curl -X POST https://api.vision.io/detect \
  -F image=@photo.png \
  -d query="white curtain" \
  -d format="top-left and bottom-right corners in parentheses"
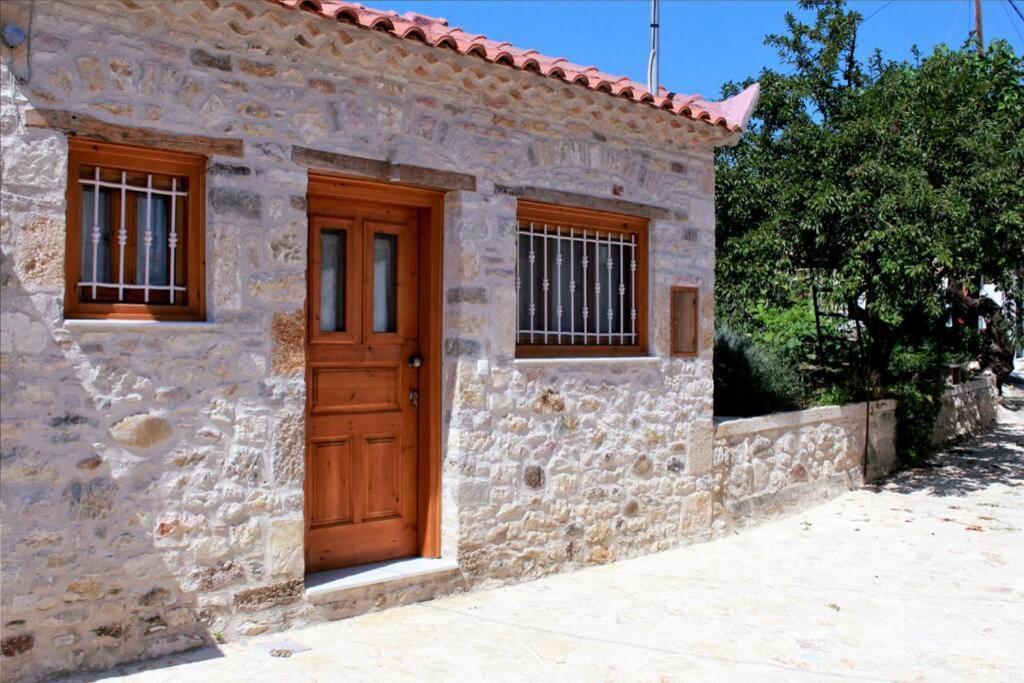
top-left (373, 234), bottom-right (397, 333)
top-left (320, 231), bottom-right (344, 332)
top-left (81, 187), bottom-right (112, 283)
top-left (136, 194), bottom-right (169, 286)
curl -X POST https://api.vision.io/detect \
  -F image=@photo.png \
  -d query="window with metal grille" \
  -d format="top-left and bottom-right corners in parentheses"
top-left (64, 139), bottom-right (206, 320)
top-left (515, 202), bottom-right (647, 356)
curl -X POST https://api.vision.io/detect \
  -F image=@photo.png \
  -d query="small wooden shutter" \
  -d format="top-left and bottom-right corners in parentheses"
top-left (670, 287), bottom-right (698, 356)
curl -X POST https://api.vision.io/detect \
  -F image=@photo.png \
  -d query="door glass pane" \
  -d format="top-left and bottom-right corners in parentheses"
top-left (373, 233), bottom-right (397, 333)
top-left (320, 230), bottom-right (346, 332)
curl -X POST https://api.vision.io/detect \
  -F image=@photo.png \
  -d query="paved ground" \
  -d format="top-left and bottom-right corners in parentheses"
top-left (84, 381), bottom-right (1024, 682)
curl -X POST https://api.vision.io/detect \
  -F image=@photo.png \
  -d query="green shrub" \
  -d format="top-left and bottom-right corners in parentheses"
top-left (749, 301), bottom-right (820, 372)
top-left (714, 327), bottom-right (803, 417)
top-left (886, 343), bottom-right (947, 461)
top-left (812, 385), bottom-right (855, 406)
top-left (888, 382), bottom-right (942, 461)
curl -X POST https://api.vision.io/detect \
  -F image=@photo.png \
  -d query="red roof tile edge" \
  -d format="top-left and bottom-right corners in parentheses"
top-left (273, 0), bottom-right (760, 134)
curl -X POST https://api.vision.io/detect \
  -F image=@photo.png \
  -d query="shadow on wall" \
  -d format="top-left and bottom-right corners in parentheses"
top-left (869, 417), bottom-right (1024, 498)
top-left (0, 253), bottom-right (225, 679)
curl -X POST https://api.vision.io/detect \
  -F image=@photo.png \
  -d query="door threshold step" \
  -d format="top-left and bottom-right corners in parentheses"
top-left (305, 557), bottom-right (460, 602)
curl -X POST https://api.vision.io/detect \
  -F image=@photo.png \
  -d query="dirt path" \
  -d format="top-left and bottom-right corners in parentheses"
top-left (77, 383), bottom-right (1024, 682)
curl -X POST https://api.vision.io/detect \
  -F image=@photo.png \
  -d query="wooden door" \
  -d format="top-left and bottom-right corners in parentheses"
top-left (305, 198), bottom-right (420, 573)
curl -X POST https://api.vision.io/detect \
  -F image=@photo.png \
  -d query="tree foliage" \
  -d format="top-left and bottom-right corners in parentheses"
top-left (714, 0), bottom-right (1024, 456)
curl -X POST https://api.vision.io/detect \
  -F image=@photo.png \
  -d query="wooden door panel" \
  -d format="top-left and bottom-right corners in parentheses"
top-left (306, 195), bottom-right (421, 573)
top-left (363, 434), bottom-right (401, 520)
top-left (306, 515), bottom-right (417, 570)
top-left (311, 364), bottom-right (400, 414)
top-left (310, 438), bottom-right (353, 527)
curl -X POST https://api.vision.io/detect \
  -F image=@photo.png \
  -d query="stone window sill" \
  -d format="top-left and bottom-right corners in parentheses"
top-left (512, 356), bottom-right (662, 366)
top-left (62, 319), bottom-right (222, 332)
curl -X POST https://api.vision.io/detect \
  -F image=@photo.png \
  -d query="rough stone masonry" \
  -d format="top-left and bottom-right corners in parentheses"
top-left (0, 1), bottom-right (763, 680)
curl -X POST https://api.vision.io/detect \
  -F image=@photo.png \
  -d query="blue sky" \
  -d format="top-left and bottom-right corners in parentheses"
top-left (377, 1), bottom-right (1024, 99)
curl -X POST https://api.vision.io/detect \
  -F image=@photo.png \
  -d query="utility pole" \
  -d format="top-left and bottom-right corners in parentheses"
top-left (975, 0), bottom-right (984, 54)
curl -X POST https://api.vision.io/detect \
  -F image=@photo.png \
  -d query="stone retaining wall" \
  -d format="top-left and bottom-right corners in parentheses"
top-left (931, 376), bottom-right (999, 445)
top-left (710, 377), bottom-right (1001, 529)
top-left (712, 401), bottom-right (898, 527)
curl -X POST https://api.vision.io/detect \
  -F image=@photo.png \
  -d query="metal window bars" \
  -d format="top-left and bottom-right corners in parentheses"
top-left (516, 221), bottom-right (638, 346)
top-left (78, 168), bottom-right (187, 303)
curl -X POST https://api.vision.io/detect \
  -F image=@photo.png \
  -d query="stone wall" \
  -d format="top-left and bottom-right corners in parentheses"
top-left (932, 376), bottom-right (999, 445)
top-left (712, 401), bottom-right (898, 527)
top-left (708, 377), bottom-right (1003, 532)
top-left (0, 1), bottom-right (728, 680)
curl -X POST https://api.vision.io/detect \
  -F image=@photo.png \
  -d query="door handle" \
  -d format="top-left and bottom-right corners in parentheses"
top-left (408, 389), bottom-right (419, 408)
top-left (408, 356), bottom-right (422, 368)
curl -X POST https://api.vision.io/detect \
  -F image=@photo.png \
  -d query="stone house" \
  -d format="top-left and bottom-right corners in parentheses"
top-left (0, 0), bottom-right (759, 679)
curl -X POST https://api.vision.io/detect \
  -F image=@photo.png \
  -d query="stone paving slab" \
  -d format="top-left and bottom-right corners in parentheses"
top-left (73, 392), bottom-right (1024, 682)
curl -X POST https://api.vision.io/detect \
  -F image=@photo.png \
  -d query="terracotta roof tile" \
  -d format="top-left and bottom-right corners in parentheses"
top-left (273, 0), bottom-right (759, 133)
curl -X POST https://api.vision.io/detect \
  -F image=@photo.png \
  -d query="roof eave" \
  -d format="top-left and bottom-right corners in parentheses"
top-left (273, 0), bottom-right (759, 135)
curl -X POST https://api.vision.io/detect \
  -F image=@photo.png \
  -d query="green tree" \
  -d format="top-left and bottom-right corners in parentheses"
top-left (715, 0), bottom-right (1024, 457)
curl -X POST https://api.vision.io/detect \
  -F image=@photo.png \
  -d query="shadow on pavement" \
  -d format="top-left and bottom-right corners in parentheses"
top-left (68, 646), bottom-right (225, 683)
top-left (871, 409), bottom-right (1024, 499)
top-left (1002, 371), bottom-right (1024, 412)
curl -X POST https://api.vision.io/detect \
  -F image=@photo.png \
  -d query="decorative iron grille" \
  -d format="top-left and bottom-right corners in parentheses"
top-left (516, 221), bottom-right (638, 346)
top-left (78, 165), bottom-right (188, 304)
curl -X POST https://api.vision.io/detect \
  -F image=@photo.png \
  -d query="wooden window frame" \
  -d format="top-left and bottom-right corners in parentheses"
top-left (670, 286), bottom-right (700, 357)
top-left (308, 215), bottom-right (360, 344)
top-left (515, 200), bottom-right (648, 358)
top-left (64, 138), bottom-right (206, 321)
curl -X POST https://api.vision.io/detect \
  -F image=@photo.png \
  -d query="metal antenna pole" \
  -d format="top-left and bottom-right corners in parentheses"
top-left (647, 0), bottom-right (660, 95)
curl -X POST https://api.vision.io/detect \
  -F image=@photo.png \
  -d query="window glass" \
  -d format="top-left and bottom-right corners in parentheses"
top-left (372, 233), bottom-right (397, 333)
top-left (320, 230), bottom-right (346, 332)
top-left (516, 218), bottom-right (641, 350)
top-left (136, 195), bottom-right (170, 287)
top-left (74, 161), bottom-right (194, 307)
top-left (67, 141), bottom-right (205, 319)
top-left (80, 185), bottom-right (112, 283)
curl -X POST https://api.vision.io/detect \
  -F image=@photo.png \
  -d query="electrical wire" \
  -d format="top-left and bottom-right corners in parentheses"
top-left (863, 0), bottom-right (894, 23)
top-left (945, 0), bottom-right (963, 45)
top-left (1004, 0), bottom-right (1024, 43)
top-left (1009, 0), bottom-right (1024, 24)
